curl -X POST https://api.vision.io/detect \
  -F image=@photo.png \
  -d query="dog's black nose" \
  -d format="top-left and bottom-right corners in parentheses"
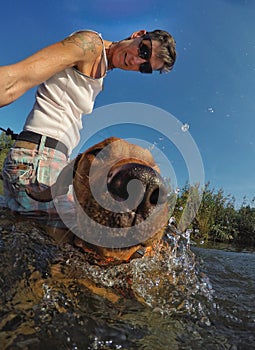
top-left (107, 163), bottom-right (168, 210)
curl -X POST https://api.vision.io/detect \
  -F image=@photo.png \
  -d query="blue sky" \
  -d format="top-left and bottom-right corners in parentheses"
top-left (1, 0), bottom-right (255, 206)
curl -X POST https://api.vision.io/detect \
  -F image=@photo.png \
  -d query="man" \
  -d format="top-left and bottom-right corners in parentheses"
top-left (0, 29), bottom-right (176, 217)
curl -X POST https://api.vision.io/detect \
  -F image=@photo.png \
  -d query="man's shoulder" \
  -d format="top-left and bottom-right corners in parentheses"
top-left (70, 29), bottom-right (102, 41)
top-left (61, 30), bottom-right (104, 60)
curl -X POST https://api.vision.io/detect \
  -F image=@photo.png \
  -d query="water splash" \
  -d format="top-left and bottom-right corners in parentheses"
top-left (81, 224), bottom-right (214, 322)
top-left (175, 188), bottom-right (180, 194)
top-left (130, 225), bottom-right (213, 321)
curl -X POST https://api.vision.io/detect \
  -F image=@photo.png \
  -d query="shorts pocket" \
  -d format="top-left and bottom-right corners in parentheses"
top-left (3, 160), bottom-right (35, 189)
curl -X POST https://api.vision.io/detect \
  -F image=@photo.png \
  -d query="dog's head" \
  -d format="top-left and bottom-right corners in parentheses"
top-left (27, 137), bottom-right (169, 264)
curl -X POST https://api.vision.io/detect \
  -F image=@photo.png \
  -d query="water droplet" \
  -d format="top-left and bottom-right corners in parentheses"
top-left (148, 144), bottom-right (155, 151)
top-left (152, 307), bottom-right (164, 314)
top-left (207, 107), bottom-right (214, 113)
top-left (181, 123), bottom-right (189, 132)
top-left (169, 216), bottom-right (176, 225)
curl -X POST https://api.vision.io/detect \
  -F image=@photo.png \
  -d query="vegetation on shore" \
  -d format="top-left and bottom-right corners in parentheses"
top-left (0, 132), bottom-right (14, 193)
top-left (169, 182), bottom-right (255, 247)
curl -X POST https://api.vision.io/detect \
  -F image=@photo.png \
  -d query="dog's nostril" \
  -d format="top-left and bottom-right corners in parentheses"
top-left (148, 185), bottom-right (168, 206)
top-left (150, 187), bottom-right (159, 205)
top-left (107, 163), bottom-right (168, 207)
top-left (108, 175), bottom-right (129, 200)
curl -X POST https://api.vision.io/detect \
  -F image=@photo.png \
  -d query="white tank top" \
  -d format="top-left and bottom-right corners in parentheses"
top-left (23, 31), bottom-right (107, 156)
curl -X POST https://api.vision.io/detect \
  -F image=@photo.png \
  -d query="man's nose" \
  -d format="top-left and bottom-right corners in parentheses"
top-left (130, 55), bottom-right (146, 66)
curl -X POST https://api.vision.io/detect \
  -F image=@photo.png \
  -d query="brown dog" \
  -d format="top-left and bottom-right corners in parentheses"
top-left (27, 137), bottom-right (169, 265)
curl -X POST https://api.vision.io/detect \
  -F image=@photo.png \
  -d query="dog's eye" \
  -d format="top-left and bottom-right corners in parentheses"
top-left (87, 148), bottom-right (103, 158)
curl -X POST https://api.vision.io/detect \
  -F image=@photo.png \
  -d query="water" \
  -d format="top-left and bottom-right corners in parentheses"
top-left (192, 244), bottom-right (255, 350)
top-left (0, 209), bottom-right (254, 349)
top-left (181, 123), bottom-right (190, 132)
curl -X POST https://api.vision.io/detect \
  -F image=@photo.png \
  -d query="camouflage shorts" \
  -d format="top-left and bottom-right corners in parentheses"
top-left (2, 142), bottom-right (70, 225)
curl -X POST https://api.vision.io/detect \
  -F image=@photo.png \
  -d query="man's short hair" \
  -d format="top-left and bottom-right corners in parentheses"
top-left (147, 29), bottom-right (176, 73)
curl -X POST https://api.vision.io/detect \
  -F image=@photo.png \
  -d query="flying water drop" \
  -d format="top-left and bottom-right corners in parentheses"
top-left (181, 123), bottom-right (189, 132)
top-left (207, 107), bottom-right (214, 113)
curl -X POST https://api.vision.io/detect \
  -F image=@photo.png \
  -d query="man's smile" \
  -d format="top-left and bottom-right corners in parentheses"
top-left (124, 52), bottom-right (128, 66)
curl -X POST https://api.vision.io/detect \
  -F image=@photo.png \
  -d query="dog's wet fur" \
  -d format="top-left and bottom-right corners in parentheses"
top-left (27, 137), bottom-right (169, 265)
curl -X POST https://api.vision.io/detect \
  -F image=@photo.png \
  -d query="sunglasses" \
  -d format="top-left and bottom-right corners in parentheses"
top-left (138, 36), bottom-right (152, 74)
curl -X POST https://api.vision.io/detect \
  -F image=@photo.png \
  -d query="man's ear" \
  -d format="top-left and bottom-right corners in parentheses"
top-left (130, 30), bottom-right (147, 39)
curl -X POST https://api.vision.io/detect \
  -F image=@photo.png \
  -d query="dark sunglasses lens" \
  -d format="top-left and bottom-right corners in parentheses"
top-left (139, 43), bottom-right (151, 60)
top-left (139, 62), bottom-right (152, 74)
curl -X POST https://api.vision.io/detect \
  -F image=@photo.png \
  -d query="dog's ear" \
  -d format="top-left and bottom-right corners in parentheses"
top-left (26, 157), bottom-right (79, 202)
top-left (25, 182), bottom-right (53, 202)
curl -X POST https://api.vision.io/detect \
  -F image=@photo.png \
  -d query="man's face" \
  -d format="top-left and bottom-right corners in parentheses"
top-left (110, 36), bottom-right (164, 73)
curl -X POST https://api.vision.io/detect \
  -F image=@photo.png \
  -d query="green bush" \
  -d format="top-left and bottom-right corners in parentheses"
top-left (0, 132), bottom-right (14, 195)
top-left (171, 182), bottom-right (255, 246)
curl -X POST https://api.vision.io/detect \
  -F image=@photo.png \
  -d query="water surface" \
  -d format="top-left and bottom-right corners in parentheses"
top-left (0, 210), bottom-right (254, 349)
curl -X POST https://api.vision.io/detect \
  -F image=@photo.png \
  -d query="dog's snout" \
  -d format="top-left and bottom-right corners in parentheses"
top-left (107, 163), bottom-right (168, 207)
